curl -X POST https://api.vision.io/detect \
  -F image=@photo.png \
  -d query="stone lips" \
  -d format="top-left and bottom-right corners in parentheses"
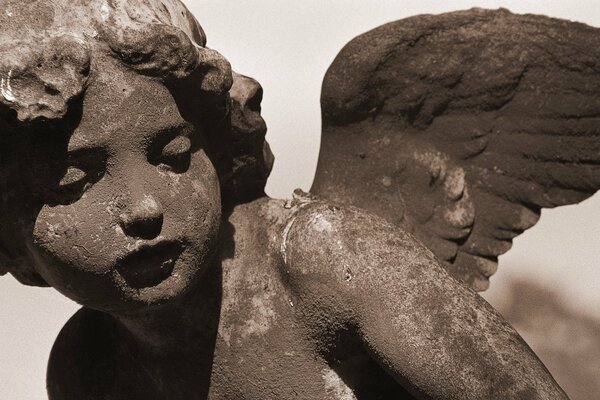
top-left (115, 240), bottom-right (183, 289)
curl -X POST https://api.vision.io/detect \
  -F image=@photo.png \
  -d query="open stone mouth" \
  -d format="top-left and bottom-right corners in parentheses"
top-left (116, 241), bottom-right (183, 289)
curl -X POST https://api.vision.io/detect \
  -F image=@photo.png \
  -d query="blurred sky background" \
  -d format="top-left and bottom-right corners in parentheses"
top-left (1, 1), bottom-right (599, 399)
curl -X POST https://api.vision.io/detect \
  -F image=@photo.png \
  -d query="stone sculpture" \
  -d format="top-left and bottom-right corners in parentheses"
top-left (1, 1), bottom-right (599, 399)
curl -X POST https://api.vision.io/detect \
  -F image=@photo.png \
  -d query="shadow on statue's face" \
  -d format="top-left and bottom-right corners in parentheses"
top-left (22, 67), bottom-right (222, 314)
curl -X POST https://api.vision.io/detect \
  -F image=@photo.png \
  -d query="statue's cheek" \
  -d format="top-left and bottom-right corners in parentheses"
top-left (26, 206), bottom-right (121, 306)
top-left (168, 152), bottom-right (221, 226)
top-left (30, 202), bottom-right (118, 277)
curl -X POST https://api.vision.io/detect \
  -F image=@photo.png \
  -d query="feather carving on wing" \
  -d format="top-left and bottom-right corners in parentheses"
top-left (311, 8), bottom-right (600, 290)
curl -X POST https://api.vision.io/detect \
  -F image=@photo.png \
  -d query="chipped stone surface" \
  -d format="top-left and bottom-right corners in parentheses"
top-left (0, 35), bottom-right (91, 121)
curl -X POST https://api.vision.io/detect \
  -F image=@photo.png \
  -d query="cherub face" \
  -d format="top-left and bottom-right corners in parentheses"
top-left (22, 67), bottom-right (222, 313)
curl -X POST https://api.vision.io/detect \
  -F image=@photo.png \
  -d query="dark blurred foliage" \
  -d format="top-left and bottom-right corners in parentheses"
top-left (493, 279), bottom-right (600, 400)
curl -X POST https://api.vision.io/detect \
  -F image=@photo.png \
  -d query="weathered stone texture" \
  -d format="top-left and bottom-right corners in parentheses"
top-left (314, 8), bottom-right (600, 290)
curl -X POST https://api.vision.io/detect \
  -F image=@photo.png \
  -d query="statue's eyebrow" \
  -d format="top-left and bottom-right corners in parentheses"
top-left (151, 121), bottom-right (193, 141)
top-left (139, 122), bottom-right (196, 164)
top-left (147, 121), bottom-right (195, 152)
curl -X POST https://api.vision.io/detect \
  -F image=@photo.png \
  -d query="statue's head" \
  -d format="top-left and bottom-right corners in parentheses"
top-left (0, 0), bottom-right (272, 312)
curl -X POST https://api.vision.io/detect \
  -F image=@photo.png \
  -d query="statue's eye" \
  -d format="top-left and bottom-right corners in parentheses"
top-left (58, 167), bottom-right (87, 187)
top-left (47, 152), bottom-right (106, 206)
top-left (51, 165), bottom-right (99, 202)
top-left (154, 136), bottom-right (192, 173)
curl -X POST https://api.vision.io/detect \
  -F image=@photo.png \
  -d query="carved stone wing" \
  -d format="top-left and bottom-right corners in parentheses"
top-left (311, 9), bottom-right (600, 290)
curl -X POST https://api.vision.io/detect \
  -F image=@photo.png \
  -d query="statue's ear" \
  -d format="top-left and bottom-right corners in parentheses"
top-left (228, 72), bottom-right (273, 204)
top-left (0, 243), bottom-right (48, 287)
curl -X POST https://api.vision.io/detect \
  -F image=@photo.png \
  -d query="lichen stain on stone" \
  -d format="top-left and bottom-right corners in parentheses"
top-left (322, 369), bottom-right (357, 400)
top-left (413, 149), bottom-right (447, 183)
top-left (310, 213), bottom-right (333, 233)
top-left (189, 179), bottom-right (204, 198)
top-left (100, 0), bottom-right (110, 22)
top-left (240, 289), bottom-right (277, 339)
top-left (45, 222), bottom-right (63, 239)
top-left (381, 175), bottom-right (393, 187)
top-left (443, 191), bottom-right (475, 228)
top-left (140, 194), bottom-right (159, 212)
top-left (218, 265), bottom-right (243, 347)
top-left (113, 224), bottom-right (125, 238)
top-left (443, 167), bottom-right (465, 200)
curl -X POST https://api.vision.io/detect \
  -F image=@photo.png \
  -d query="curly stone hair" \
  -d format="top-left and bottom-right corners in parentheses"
top-left (0, 0), bottom-right (273, 286)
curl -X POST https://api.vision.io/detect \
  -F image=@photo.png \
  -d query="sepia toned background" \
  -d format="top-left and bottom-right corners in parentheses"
top-left (1, 1), bottom-right (599, 398)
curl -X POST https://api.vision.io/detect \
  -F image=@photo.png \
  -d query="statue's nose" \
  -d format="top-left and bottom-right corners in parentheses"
top-left (118, 194), bottom-right (164, 240)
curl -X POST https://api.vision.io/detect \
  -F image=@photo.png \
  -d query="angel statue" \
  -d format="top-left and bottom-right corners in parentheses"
top-left (1, 0), bottom-right (599, 399)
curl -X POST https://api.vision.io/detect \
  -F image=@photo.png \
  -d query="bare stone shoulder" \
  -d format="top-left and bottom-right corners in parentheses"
top-left (272, 191), bottom-right (439, 332)
top-left (275, 195), bottom-right (570, 399)
top-left (278, 190), bottom-right (435, 284)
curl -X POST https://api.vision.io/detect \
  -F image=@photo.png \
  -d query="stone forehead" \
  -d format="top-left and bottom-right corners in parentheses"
top-left (69, 73), bottom-right (189, 150)
top-left (0, 0), bottom-right (205, 46)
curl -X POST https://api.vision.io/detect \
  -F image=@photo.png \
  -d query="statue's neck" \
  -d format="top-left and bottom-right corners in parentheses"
top-left (112, 263), bottom-right (223, 358)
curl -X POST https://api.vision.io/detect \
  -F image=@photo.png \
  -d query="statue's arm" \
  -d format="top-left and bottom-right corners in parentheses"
top-left (283, 202), bottom-right (568, 399)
